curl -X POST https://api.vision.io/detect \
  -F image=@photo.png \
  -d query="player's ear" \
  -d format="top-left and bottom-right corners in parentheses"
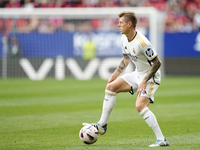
top-left (128, 21), bottom-right (132, 28)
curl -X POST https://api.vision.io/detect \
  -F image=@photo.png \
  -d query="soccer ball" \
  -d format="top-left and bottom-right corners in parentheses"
top-left (79, 125), bottom-right (99, 144)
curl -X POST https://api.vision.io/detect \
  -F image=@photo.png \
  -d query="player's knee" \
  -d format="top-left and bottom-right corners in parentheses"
top-left (106, 83), bottom-right (118, 93)
top-left (135, 102), bottom-right (146, 112)
top-left (135, 97), bottom-right (150, 112)
top-left (135, 104), bottom-right (143, 112)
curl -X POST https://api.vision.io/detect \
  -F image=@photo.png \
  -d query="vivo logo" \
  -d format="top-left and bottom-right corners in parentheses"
top-left (19, 57), bottom-right (134, 80)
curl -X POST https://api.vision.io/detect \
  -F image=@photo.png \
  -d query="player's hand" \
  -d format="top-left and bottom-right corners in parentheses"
top-left (137, 79), bottom-right (147, 97)
top-left (108, 76), bottom-right (116, 83)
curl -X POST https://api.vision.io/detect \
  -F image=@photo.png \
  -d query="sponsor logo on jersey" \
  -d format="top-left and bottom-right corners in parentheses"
top-left (127, 53), bottom-right (138, 62)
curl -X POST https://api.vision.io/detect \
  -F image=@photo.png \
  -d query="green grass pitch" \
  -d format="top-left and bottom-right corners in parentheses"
top-left (0, 76), bottom-right (200, 150)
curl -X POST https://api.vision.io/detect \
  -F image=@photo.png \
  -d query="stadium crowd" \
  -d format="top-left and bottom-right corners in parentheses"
top-left (0, 0), bottom-right (200, 33)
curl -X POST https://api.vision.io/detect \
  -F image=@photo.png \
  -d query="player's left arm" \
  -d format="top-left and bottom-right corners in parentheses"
top-left (137, 56), bottom-right (162, 96)
top-left (144, 56), bottom-right (162, 82)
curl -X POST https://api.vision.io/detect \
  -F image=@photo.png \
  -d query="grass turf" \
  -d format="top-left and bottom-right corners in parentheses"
top-left (0, 76), bottom-right (200, 150)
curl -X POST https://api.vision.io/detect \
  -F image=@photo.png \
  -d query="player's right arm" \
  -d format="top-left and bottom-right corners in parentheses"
top-left (108, 53), bottom-right (131, 83)
top-left (117, 53), bottom-right (131, 73)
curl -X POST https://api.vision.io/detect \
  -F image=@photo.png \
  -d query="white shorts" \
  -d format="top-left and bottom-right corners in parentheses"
top-left (121, 72), bottom-right (160, 103)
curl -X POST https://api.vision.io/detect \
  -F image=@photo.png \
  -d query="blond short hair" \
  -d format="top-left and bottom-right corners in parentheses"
top-left (118, 11), bottom-right (138, 29)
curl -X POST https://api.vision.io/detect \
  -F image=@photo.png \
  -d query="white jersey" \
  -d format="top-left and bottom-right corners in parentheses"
top-left (121, 31), bottom-right (161, 84)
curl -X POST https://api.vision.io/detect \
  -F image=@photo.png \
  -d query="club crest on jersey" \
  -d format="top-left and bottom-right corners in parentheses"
top-left (146, 48), bottom-right (154, 57)
top-left (132, 48), bottom-right (136, 54)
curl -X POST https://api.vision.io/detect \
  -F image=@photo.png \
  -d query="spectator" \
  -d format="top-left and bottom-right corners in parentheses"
top-left (22, 0), bottom-right (34, 8)
top-left (101, 0), bottom-right (119, 7)
top-left (84, 0), bottom-right (99, 7)
top-left (165, 13), bottom-right (179, 33)
top-left (39, 0), bottom-right (48, 8)
top-left (47, 0), bottom-right (56, 7)
top-left (56, 0), bottom-right (70, 7)
top-left (129, 0), bottom-right (143, 7)
top-left (34, 0), bottom-right (41, 7)
top-left (9, 35), bottom-right (22, 57)
top-left (0, 0), bottom-right (8, 8)
top-left (38, 19), bottom-right (57, 33)
top-left (82, 38), bottom-right (97, 60)
top-left (70, 0), bottom-right (83, 7)
top-left (81, 0), bottom-right (95, 7)
top-left (95, 0), bottom-right (104, 7)
top-left (177, 16), bottom-right (193, 33)
top-left (118, 0), bottom-right (131, 7)
top-left (5, 0), bottom-right (21, 8)
top-left (149, 0), bottom-right (168, 11)
top-left (49, 16), bottom-right (64, 30)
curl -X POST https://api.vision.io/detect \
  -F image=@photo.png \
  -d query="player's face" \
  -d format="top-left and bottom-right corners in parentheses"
top-left (118, 16), bottom-right (129, 34)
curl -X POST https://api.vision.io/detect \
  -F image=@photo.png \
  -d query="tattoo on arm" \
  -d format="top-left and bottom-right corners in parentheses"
top-left (144, 57), bottom-right (161, 82)
top-left (117, 59), bottom-right (126, 73)
top-left (117, 54), bottom-right (130, 73)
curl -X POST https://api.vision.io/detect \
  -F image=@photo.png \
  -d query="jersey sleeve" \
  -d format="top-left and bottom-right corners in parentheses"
top-left (143, 45), bottom-right (158, 61)
top-left (136, 32), bottom-right (158, 61)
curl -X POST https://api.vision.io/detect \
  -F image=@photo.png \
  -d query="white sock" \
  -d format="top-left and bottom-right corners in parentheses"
top-left (139, 107), bottom-right (165, 141)
top-left (98, 89), bottom-right (117, 126)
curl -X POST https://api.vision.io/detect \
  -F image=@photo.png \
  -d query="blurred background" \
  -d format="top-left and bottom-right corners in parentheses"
top-left (0, 0), bottom-right (200, 80)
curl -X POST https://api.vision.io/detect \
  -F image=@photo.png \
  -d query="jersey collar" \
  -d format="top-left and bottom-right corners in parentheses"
top-left (128, 31), bottom-right (137, 42)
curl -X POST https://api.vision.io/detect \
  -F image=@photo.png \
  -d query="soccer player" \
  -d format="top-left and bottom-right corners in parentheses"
top-left (83, 11), bottom-right (169, 147)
